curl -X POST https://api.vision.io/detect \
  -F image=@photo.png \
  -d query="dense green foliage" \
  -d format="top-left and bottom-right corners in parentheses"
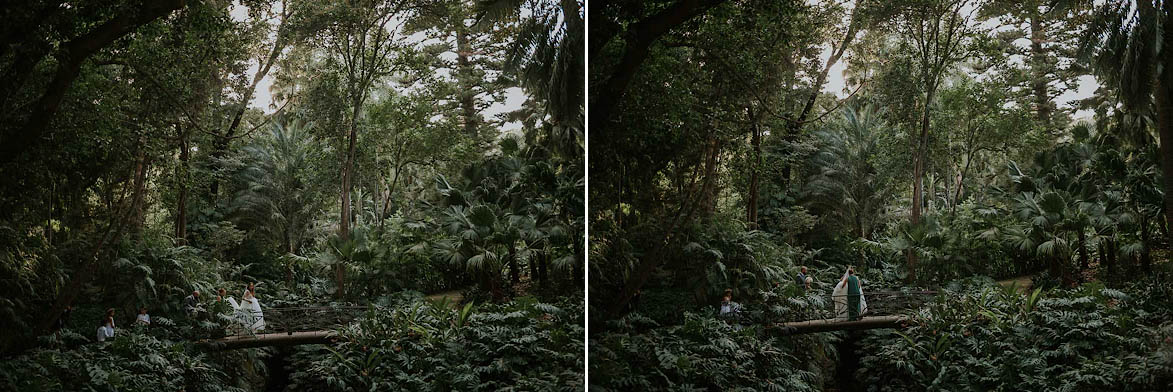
top-left (590, 287), bottom-right (840, 390)
top-left (590, 0), bottom-right (1172, 390)
top-left (292, 295), bottom-right (584, 391)
top-left (857, 278), bottom-right (1173, 391)
top-left (0, 328), bottom-right (257, 392)
top-left (0, 0), bottom-right (583, 389)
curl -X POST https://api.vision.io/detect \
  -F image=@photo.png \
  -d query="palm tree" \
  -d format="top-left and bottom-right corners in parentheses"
top-left (431, 141), bottom-right (527, 300)
top-left (231, 119), bottom-right (326, 283)
top-left (1076, 0), bottom-right (1172, 246)
top-left (804, 104), bottom-right (892, 240)
top-left (477, 0), bottom-right (584, 143)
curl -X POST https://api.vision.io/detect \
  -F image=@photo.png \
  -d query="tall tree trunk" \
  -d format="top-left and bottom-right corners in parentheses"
top-left (1029, 13), bottom-right (1051, 127)
top-left (778, 17), bottom-right (859, 186)
top-left (1158, 79), bottom-right (1173, 250)
top-left (1100, 242), bottom-right (1112, 279)
top-left (907, 89), bottom-right (935, 283)
top-left (701, 137), bottom-right (721, 215)
top-left (1141, 215), bottom-right (1153, 273)
top-left (378, 161), bottom-right (405, 231)
top-left (1107, 239), bottom-right (1118, 277)
top-left (1049, 254), bottom-right (1063, 285)
top-left (610, 174), bottom-right (709, 316)
top-left (746, 107), bottom-right (761, 225)
top-left (951, 147), bottom-right (974, 215)
top-left (1077, 229), bottom-right (1088, 282)
top-left (336, 106), bottom-right (360, 298)
top-left (856, 214), bottom-right (864, 239)
top-left (456, 27), bottom-right (478, 138)
top-left (509, 243), bottom-right (519, 285)
top-left (175, 124), bottom-right (189, 245)
top-left (487, 270), bottom-right (504, 302)
top-left (538, 251), bottom-right (548, 290)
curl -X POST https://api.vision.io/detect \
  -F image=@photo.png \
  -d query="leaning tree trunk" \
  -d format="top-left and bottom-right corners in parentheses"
top-left (777, 16), bottom-right (858, 190)
top-left (0, 0), bottom-right (186, 164)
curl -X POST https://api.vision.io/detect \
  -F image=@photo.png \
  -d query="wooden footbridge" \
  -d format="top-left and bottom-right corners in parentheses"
top-left (769, 290), bottom-right (937, 336)
top-left (195, 291), bottom-right (937, 349)
top-left (195, 306), bottom-right (370, 350)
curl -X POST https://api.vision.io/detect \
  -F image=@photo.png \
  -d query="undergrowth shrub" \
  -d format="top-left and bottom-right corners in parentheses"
top-left (589, 285), bottom-right (842, 391)
top-left (856, 279), bottom-right (1173, 391)
top-left (589, 312), bottom-right (825, 391)
top-left (0, 329), bottom-right (256, 392)
top-left (298, 295), bottom-right (584, 391)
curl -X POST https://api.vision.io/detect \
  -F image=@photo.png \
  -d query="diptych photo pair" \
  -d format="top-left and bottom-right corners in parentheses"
top-left (1, 0), bottom-right (1172, 390)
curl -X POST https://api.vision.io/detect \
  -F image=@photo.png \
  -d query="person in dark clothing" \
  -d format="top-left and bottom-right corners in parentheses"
top-left (843, 268), bottom-right (862, 321)
top-left (795, 266), bottom-right (809, 291)
top-left (184, 290), bottom-right (201, 314)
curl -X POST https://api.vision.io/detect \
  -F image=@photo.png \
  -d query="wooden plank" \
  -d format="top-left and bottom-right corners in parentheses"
top-left (196, 330), bottom-right (338, 350)
top-left (771, 316), bottom-right (907, 335)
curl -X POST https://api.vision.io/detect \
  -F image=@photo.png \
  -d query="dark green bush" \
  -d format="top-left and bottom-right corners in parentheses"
top-left (856, 280), bottom-right (1173, 391)
top-left (0, 329), bottom-right (258, 392)
top-left (296, 296), bottom-right (584, 391)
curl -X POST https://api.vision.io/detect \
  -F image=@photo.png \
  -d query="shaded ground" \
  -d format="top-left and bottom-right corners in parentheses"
top-left (425, 289), bottom-right (464, 306)
top-left (996, 275), bottom-right (1034, 292)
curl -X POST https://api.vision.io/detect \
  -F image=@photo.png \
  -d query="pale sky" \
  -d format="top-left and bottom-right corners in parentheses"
top-left (817, 3), bottom-right (1100, 122)
top-left (229, 3), bottom-right (526, 131)
top-left (233, 1), bottom-right (1100, 131)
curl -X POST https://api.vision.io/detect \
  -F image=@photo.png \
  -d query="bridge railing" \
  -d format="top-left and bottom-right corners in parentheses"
top-left (783, 290), bottom-right (937, 323)
top-left (224, 306), bottom-right (372, 336)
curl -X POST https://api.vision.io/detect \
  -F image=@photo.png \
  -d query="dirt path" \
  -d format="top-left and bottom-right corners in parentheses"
top-left (996, 275), bottom-right (1033, 292)
top-left (424, 289), bottom-right (464, 307)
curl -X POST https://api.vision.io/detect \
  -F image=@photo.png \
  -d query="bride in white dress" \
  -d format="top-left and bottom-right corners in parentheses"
top-left (225, 283), bottom-right (265, 333)
top-left (832, 268), bottom-right (867, 321)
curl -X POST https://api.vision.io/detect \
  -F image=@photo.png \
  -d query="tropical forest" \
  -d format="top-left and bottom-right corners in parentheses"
top-left (589, 0), bottom-right (1173, 390)
top-left (0, 0), bottom-right (584, 390)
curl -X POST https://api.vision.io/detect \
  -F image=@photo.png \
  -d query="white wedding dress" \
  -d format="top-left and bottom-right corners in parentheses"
top-left (226, 291), bottom-right (265, 332)
top-left (832, 270), bottom-right (867, 321)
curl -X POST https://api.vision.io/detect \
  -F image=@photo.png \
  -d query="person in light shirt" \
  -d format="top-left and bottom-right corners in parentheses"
top-left (135, 307), bottom-right (151, 326)
top-left (96, 316), bottom-right (115, 342)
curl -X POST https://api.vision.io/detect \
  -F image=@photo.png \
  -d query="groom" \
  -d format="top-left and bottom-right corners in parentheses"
top-left (794, 266), bottom-right (808, 291)
top-left (843, 268), bottom-right (862, 321)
